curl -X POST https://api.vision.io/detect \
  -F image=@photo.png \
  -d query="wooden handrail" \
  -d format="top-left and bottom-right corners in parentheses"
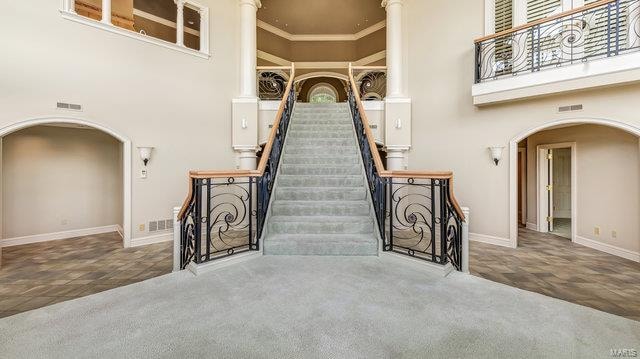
top-left (474, 0), bottom-right (615, 43)
top-left (347, 64), bottom-right (466, 220)
top-left (177, 63), bottom-right (295, 220)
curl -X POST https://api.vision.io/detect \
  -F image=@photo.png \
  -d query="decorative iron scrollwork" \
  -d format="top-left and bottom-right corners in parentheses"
top-left (258, 71), bottom-right (288, 100)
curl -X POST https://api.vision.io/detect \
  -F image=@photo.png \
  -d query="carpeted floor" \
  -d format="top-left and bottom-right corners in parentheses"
top-left (0, 255), bottom-right (638, 358)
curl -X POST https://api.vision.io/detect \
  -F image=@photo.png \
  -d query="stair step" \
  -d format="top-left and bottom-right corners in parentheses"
top-left (271, 201), bottom-right (370, 216)
top-left (293, 119), bottom-right (352, 125)
top-left (290, 124), bottom-right (353, 131)
top-left (284, 145), bottom-right (357, 155)
top-left (283, 155), bottom-right (359, 165)
top-left (288, 131), bottom-right (352, 138)
top-left (280, 164), bottom-right (362, 175)
top-left (277, 175), bottom-right (364, 187)
top-left (269, 216), bottom-right (373, 234)
top-left (287, 138), bottom-right (354, 146)
top-left (263, 234), bottom-right (378, 256)
top-left (275, 187), bottom-right (367, 201)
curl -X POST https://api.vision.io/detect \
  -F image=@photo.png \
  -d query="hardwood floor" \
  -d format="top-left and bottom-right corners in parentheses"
top-left (0, 232), bottom-right (172, 318)
top-left (470, 227), bottom-right (640, 321)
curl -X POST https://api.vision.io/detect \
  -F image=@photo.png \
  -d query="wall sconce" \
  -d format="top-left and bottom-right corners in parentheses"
top-left (137, 146), bottom-right (154, 166)
top-left (488, 146), bottom-right (505, 166)
top-left (241, 118), bottom-right (248, 129)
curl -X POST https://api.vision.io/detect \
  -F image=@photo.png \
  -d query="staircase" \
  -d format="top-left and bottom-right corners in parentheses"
top-left (263, 102), bottom-right (379, 256)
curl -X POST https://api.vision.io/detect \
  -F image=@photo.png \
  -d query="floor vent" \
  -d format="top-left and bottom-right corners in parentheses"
top-left (57, 102), bottom-right (83, 111)
top-left (558, 104), bottom-right (583, 113)
top-left (149, 219), bottom-right (173, 232)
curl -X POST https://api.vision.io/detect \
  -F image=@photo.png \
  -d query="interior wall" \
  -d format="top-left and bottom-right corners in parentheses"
top-left (2, 126), bottom-right (123, 239)
top-left (1, 0), bottom-right (240, 241)
top-left (405, 0), bottom-right (640, 243)
top-left (524, 124), bottom-right (639, 253)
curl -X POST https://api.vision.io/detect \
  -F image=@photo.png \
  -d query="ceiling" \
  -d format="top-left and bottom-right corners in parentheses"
top-left (258, 0), bottom-right (385, 35)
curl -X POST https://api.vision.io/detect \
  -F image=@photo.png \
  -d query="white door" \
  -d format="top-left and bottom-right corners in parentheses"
top-left (553, 148), bottom-right (572, 219)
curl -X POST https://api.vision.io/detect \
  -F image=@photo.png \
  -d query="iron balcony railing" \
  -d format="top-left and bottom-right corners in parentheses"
top-left (475, 0), bottom-right (640, 83)
top-left (347, 64), bottom-right (466, 271)
top-left (178, 65), bottom-right (296, 270)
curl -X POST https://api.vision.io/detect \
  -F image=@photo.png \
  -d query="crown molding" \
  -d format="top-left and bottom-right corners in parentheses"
top-left (257, 20), bottom-right (386, 42)
top-left (257, 50), bottom-right (386, 69)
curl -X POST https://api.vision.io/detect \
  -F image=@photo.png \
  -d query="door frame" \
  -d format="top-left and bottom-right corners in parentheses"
top-left (518, 147), bottom-right (527, 225)
top-left (536, 142), bottom-right (577, 242)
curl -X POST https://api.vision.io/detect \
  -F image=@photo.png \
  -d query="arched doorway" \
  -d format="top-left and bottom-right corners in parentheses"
top-left (307, 83), bottom-right (339, 103)
top-left (0, 117), bottom-right (132, 247)
top-left (296, 76), bottom-right (348, 103)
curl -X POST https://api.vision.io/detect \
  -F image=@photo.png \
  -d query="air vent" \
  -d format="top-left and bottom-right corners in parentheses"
top-left (149, 221), bottom-right (158, 232)
top-left (369, 124), bottom-right (378, 129)
top-left (558, 104), bottom-right (583, 113)
top-left (57, 102), bottom-right (83, 111)
top-left (157, 220), bottom-right (166, 231)
top-left (148, 219), bottom-right (173, 232)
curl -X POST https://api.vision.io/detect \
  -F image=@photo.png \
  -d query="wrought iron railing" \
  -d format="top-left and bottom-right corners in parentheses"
top-left (352, 67), bottom-right (387, 100)
top-left (348, 64), bottom-right (466, 271)
top-left (177, 64), bottom-right (295, 270)
top-left (475, 0), bottom-right (640, 83)
top-left (257, 67), bottom-right (290, 100)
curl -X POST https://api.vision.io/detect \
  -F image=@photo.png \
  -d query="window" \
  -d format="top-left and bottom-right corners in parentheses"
top-left (308, 85), bottom-right (338, 103)
top-left (494, 0), bottom-right (513, 74)
top-left (61, 0), bottom-right (209, 58)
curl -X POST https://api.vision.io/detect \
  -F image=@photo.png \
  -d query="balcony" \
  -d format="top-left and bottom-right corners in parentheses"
top-left (472, 0), bottom-right (640, 105)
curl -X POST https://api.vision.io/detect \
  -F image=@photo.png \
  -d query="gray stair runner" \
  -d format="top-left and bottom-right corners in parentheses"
top-left (263, 102), bottom-right (379, 256)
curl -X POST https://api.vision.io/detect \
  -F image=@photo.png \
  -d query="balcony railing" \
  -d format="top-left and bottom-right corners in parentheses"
top-left (475, 0), bottom-right (640, 83)
top-left (177, 64), bottom-right (295, 270)
top-left (347, 64), bottom-right (467, 271)
top-left (257, 67), bottom-right (291, 100)
top-left (352, 67), bottom-right (387, 100)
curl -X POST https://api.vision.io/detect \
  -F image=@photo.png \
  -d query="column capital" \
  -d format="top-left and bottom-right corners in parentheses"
top-left (239, 0), bottom-right (262, 9)
top-left (381, 0), bottom-right (403, 9)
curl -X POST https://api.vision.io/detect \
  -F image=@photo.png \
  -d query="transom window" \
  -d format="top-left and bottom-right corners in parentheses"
top-left (308, 84), bottom-right (338, 103)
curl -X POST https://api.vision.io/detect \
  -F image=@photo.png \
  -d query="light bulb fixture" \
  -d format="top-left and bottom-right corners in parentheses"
top-left (137, 146), bottom-right (154, 167)
top-left (488, 146), bottom-right (505, 166)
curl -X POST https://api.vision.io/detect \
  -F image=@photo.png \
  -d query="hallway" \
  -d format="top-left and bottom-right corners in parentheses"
top-left (0, 233), bottom-right (172, 318)
top-left (470, 227), bottom-right (640, 321)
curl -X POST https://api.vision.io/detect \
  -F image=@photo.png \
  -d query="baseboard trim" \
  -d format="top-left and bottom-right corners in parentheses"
top-left (1, 225), bottom-right (121, 247)
top-left (469, 232), bottom-right (513, 248)
top-left (116, 225), bottom-right (124, 239)
top-left (574, 236), bottom-right (640, 262)
top-left (130, 232), bottom-right (172, 247)
top-left (380, 252), bottom-right (454, 277)
top-left (526, 222), bottom-right (538, 231)
top-left (187, 251), bottom-right (263, 276)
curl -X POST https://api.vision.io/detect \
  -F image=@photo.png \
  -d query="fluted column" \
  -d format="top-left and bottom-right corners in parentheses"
top-left (239, 0), bottom-right (260, 98)
top-left (383, 0), bottom-right (404, 98)
top-left (175, 0), bottom-right (185, 46)
top-left (101, 0), bottom-right (111, 24)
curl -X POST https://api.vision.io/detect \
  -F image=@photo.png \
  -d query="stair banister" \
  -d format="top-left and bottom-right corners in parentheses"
top-left (348, 63), bottom-right (467, 271)
top-left (175, 63), bottom-right (295, 269)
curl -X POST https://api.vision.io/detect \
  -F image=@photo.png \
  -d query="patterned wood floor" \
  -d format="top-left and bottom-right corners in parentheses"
top-left (0, 232), bottom-right (172, 318)
top-left (471, 227), bottom-right (640, 321)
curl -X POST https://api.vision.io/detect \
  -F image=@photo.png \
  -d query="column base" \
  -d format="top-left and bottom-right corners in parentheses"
top-left (233, 145), bottom-right (261, 170)
top-left (384, 145), bottom-right (410, 171)
top-left (232, 97), bottom-right (259, 170)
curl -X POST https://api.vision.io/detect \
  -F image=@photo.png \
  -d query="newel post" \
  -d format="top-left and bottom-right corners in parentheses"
top-left (461, 207), bottom-right (470, 273)
top-left (173, 206), bottom-right (181, 272)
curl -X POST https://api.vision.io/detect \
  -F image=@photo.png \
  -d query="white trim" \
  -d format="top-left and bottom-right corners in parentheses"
top-left (1, 225), bottom-right (120, 247)
top-left (518, 147), bottom-right (526, 225)
top-left (257, 20), bottom-right (386, 42)
top-left (575, 236), bottom-right (640, 262)
top-left (380, 252), bottom-right (455, 277)
top-left (257, 50), bottom-right (290, 66)
top-left (133, 9), bottom-right (200, 36)
top-left (526, 222), bottom-right (538, 231)
top-left (130, 232), bottom-right (173, 247)
top-left (294, 71), bottom-right (349, 82)
top-left (354, 50), bottom-right (387, 66)
top-left (257, 50), bottom-right (386, 70)
top-left (60, 10), bottom-right (210, 59)
top-left (469, 232), bottom-right (513, 248)
top-left (116, 224), bottom-right (124, 238)
top-left (0, 116), bottom-right (133, 248)
top-left (536, 142), bottom-right (577, 242)
top-left (509, 118), bottom-right (640, 249)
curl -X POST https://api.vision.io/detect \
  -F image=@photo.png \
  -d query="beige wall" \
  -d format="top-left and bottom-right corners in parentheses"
top-left (2, 126), bottom-right (123, 239)
top-left (525, 125), bottom-right (639, 252)
top-left (405, 0), bottom-right (640, 244)
top-left (1, 0), bottom-right (241, 241)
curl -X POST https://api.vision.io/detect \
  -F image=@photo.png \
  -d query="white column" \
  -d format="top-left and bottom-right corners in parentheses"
top-left (385, 146), bottom-right (408, 170)
top-left (235, 146), bottom-right (258, 170)
top-left (66, 0), bottom-right (77, 13)
top-left (461, 207), bottom-right (470, 274)
top-left (175, 0), bottom-right (185, 46)
top-left (173, 207), bottom-right (181, 272)
top-left (101, 0), bottom-right (111, 24)
top-left (199, 8), bottom-right (210, 53)
top-left (383, 0), bottom-right (404, 98)
top-left (239, 0), bottom-right (260, 98)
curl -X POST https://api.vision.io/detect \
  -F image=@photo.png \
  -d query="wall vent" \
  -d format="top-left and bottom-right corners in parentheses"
top-left (57, 102), bottom-right (83, 111)
top-left (148, 219), bottom-right (173, 232)
top-left (558, 104), bottom-right (583, 113)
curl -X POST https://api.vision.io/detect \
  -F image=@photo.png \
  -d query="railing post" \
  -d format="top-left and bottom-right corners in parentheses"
top-left (474, 42), bottom-right (481, 83)
top-left (461, 207), bottom-right (470, 274)
top-left (173, 206), bottom-right (181, 272)
top-left (194, 179), bottom-right (202, 264)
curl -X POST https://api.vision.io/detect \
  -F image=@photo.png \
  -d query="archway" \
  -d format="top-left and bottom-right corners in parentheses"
top-left (509, 117), bottom-right (640, 249)
top-left (307, 83), bottom-right (339, 103)
top-left (0, 117), bottom-right (132, 248)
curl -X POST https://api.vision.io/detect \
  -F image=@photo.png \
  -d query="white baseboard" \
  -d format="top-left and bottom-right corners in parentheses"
top-left (526, 222), bottom-right (538, 231)
top-left (1, 225), bottom-right (121, 247)
top-left (130, 232), bottom-right (172, 247)
top-left (574, 236), bottom-right (640, 262)
top-left (469, 232), bottom-right (513, 248)
top-left (116, 225), bottom-right (124, 238)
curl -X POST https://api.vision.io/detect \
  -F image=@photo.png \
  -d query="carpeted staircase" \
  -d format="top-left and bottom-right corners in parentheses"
top-left (263, 102), bottom-right (379, 256)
